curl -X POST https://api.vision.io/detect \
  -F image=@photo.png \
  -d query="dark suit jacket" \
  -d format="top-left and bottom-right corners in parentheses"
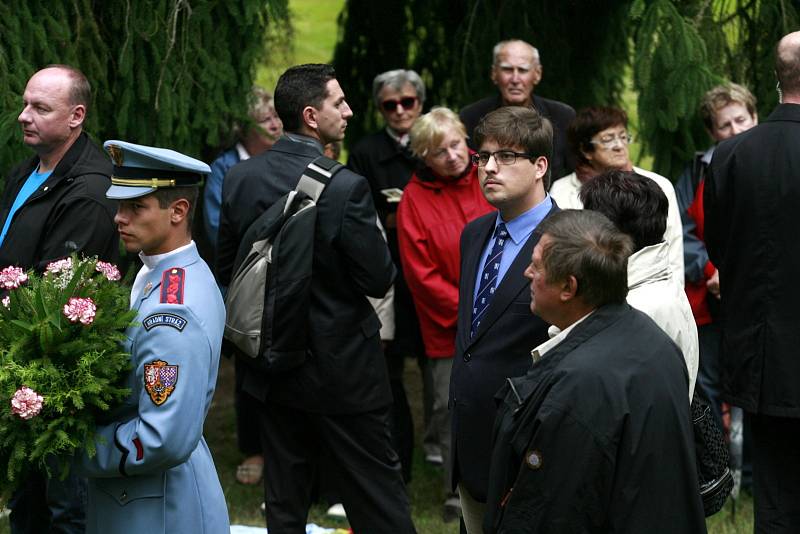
top-left (347, 129), bottom-right (419, 230)
top-left (449, 204), bottom-right (557, 502)
top-left (348, 130), bottom-right (425, 358)
top-left (459, 94), bottom-right (576, 182)
top-left (217, 134), bottom-right (396, 414)
top-left (705, 103), bottom-right (800, 417)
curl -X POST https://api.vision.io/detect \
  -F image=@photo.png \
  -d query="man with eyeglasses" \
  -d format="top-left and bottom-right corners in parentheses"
top-left (549, 106), bottom-right (684, 282)
top-left (347, 69), bottom-right (426, 483)
top-left (449, 106), bottom-right (557, 534)
top-left (459, 39), bottom-right (575, 181)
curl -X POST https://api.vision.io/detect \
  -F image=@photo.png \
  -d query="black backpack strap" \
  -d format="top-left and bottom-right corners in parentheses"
top-left (295, 155), bottom-right (344, 202)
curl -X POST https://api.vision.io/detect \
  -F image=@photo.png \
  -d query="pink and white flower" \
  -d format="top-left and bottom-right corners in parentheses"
top-left (45, 258), bottom-right (73, 276)
top-left (63, 297), bottom-right (96, 325)
top-left (95, 261), bottom-right (121, 281)
top-left (11, 386), bottom-right (43, 420)
top-left (2, 296), bottom-right (9, 309)
top-left (0, 266), bottom-right (28, 289)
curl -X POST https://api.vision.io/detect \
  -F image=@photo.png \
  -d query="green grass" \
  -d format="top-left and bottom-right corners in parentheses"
top-left (708, 498), bottom-right (755, 533)
top-left (206, 357), bottom-right (754, 534)
top-left (0, 352), bottom-right (758, 534)
top-left (0, 3), bottom-right (755, 531)
top-left (208, 356), bottom-right (459, 534)
top-left (255, 0), bottom-right (347, 94)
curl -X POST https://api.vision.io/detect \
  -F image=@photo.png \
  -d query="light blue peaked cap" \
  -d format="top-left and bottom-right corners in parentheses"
top-left (103, 140), bottom-right (211, 200)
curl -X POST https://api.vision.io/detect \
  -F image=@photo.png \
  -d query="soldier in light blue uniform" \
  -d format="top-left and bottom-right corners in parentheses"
top-left (76, 140), bottom-right (229, 533)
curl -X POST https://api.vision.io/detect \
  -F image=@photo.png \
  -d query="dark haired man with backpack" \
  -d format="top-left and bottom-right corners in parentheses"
top-left (217, 64), bottom-right (415, 533)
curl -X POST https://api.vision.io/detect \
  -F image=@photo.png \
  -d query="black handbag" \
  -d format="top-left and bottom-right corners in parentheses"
top-left (692, 392), bottom-right (734, 516)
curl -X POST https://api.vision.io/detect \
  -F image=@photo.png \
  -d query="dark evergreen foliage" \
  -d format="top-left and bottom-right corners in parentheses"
top-left (0, 0), bottom-right (290, 176)
top-left (333, 0), bottom-right (630, 148)
top-left (334, 0), bottom-right (798, 178)
top-left (0, 256), bottom-right (136, 491)
top-left (631, 0), bottom-right (799, 178)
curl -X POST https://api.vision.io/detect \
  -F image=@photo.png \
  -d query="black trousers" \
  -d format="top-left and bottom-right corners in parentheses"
top-left (234, 356), bottom-right (262, 456)
top-left (386, 350), bottom-right (414, 483)
top-left (749, 413), bottom-right (800, 533)
top-left (386, 270), bottom-right (425, 483)
top-left (9, 467), bottom-right (86, 534)
top-left (258, 400), bottom-right (416, 534)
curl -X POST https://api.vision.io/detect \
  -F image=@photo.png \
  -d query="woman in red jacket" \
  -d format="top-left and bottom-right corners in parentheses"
top-left (397, 106), bottom-right (493, 520)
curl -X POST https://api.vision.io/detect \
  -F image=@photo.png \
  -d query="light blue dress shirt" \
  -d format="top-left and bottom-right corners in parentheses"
top-left (473, 195), bottom-right (553, 305)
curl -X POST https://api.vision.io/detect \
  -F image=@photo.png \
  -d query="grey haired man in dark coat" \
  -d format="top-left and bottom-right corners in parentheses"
top-left (485, 210), bottom-right (706, 533)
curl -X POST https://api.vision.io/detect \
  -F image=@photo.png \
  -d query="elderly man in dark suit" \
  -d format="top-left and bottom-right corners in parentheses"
top-left (450, 106), bottom-right (556, 533)
top-left (217, 64), bottom-right (414, 534)
top-left (705, 31), bottom-right (800, 533)
top-left (459, 40), bottom-right (575, 181)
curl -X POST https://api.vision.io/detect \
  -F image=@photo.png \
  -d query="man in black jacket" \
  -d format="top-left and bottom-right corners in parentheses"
top-left (217, 64), bottom-right (415, 533)
top-left (1, 65), bottom-right (118, 271)
top-left (484, 210), bottom-right (705, 533)
top-left (2, 65), bottom-right (118, 533)
top-left (459, 40), bottom-right (575, 181)
top-left (705, 31), bottom-right (800, 533)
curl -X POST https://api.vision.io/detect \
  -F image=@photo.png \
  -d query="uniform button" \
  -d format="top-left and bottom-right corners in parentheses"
top-left (120, 491), bottom-right (127, 501)
top-left (463, 352), bottom-right (471, 362)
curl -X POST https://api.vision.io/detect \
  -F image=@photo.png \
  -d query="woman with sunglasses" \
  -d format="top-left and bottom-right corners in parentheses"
top-left (396, 106), bottom-right (493, 521)
top-left (348, 69), bottom-right (426, 486)
top-left (549, 106), bottom-right (685, 281)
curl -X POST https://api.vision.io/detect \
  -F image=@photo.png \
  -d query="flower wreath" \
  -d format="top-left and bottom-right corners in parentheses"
top-left (0, 255), bottom-right (135, 496)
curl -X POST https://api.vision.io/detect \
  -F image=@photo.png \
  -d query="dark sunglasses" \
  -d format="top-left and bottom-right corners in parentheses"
top-left (380, 97), bottom-right (418, 112)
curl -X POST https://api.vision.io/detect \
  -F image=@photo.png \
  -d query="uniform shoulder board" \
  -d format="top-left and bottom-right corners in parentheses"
top-left (160, 267), bottom-right (185, 304)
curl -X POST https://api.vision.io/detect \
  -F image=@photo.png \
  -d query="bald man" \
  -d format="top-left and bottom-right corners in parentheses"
top-left (705, 32), bottom-right (800, 533)
top-left (1, 65), bottom-right (118, 271)
top-left (459, 39), bottom-right (575, 180)
top-left (3, 65), bottom-right (118, 533)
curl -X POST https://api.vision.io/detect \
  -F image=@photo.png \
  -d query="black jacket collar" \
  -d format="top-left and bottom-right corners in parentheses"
top-left (280, 133), bottom-right (325, 154)
top-left (504, 302), bottom-right (632, 405)
top-left (766, 103), bottom-right (800, 123)
top-left (9, 132), bottom-right (107, 202)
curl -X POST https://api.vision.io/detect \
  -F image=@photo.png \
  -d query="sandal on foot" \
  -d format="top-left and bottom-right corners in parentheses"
top-left (235, 460), bottom-right (263, 485)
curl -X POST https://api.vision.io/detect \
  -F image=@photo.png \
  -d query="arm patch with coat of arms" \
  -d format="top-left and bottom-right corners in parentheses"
top-left (144, 359), bottom-right (179, 405)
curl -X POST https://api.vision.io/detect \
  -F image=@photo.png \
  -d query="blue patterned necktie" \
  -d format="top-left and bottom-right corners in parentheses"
top-left (471, 223), bottom-right (509, 337)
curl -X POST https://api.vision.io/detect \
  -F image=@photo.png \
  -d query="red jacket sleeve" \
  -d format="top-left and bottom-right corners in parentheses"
top-left (396, 184), bottom-right (459, 356)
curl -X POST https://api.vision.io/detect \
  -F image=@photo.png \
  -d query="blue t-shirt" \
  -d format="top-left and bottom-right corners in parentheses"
top-left (0, 167), bottom-right (53, 247)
